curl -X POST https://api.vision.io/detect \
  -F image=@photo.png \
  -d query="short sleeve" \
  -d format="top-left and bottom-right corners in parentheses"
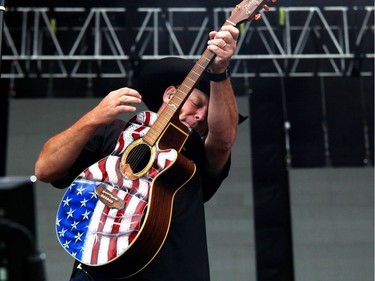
top-left (51, 119), bottom-right (125, 189)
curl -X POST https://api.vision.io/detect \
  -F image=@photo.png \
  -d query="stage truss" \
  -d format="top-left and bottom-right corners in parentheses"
top-left (2, 6), bottom-right (374, 80)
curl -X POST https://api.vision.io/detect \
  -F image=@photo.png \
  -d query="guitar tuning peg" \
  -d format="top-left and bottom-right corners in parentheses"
top-left (254, 13), bottom-right (262, 21)
top-left (263, 5), bottom-right (270, 11)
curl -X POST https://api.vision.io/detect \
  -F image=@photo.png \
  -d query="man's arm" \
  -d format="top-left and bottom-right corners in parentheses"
top-left (34, 87), bottom-right (142, 183)
top-left (204, 25), bottom-right (240, 177)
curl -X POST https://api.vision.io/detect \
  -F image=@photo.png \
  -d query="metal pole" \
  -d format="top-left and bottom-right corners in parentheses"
top-left (0, 0), bottom-right (9, 176)
top-left (0, 0), bottom-right (4, 71)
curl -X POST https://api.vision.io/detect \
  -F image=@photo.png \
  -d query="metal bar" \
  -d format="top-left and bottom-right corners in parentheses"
top-left (102, 30), bottom-right (126, 76)
top-left (20, 8), bottom-right (28, 56)
top-left (94, 9), bottom-right (101, 57)
top-left (40, 10), bottom-right (64, 56)
top-left (68, 9), bottom-right (94, 56)
top-left (259, 9), bottom-right (286, 55)
top-left (164, 21), bottom-right (184, 55)
top-left (0, 6), bottom-right (372, 79)
top-left (100, 9), bottom-right (126, 56)
top-left (315, 8), bottom-right (345, 54)
top-left (257, 30), bottom-right (284, 75)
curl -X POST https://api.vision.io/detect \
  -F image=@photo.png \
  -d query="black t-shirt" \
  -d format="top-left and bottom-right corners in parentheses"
top-left (53, 118), bottom-right (230, 281)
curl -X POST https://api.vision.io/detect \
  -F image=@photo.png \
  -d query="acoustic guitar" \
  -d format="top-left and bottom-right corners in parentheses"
top-left (55, 0), bottom-right (276, 278)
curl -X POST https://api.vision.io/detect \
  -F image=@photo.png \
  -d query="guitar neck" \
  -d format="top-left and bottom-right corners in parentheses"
top-left (143, 22), bottom-right (236, 147)
top-left (142, 48), bottom-right (216, 146)
top-left (142, 0), bottom-right (271, 146)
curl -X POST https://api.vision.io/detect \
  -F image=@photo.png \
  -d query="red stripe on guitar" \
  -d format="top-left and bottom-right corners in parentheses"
top-left (131, 125), bottom-right (147, 140)
top-left (107, 188), bottom-right (124, 261)
top-left (90, 205), bottom-right (110, 265)
top-left (98, 159), bottom-right (108, 182)
top-left (115, 157), bottom-right (124, 187)
top-left (130, 179), bottom-right (140, 194)
top-left (148, 167), bottom-right (159, 179)
top-left (144, 111), bottom-right (151, 125)
top-left (129, 200), bottom-right (147, 243)
top-left (84, 168), bottom-right (93, 179)
top-left (164, 159), bottom-right (172, 168)
top-left (116, 132), bottom-right (126, 154)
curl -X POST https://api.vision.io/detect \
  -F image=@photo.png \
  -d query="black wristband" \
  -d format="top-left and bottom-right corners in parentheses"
top-left (205, 67), bottom-right (230, 82)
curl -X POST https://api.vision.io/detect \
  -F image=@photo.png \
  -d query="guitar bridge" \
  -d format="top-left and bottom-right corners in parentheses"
top-left (95, 185), bottom-right (126, 210)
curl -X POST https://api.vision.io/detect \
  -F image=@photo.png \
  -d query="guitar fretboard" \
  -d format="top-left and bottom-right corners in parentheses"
top-left (143, 49), bottom-right (215, 146)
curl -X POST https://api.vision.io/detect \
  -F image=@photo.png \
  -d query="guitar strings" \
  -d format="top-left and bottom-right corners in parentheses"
top-left (127, 142), bottom-right (152, 172)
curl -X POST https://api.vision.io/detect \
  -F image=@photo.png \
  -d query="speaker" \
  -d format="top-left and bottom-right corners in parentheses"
top-left (0, 176), bottom-right (45, 281)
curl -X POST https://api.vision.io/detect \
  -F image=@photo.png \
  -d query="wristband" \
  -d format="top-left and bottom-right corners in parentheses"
top-left (205, 67), bottom-right (231, 82)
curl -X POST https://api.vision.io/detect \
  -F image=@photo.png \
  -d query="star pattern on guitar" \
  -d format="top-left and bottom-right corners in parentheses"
top-left (56, 180), bottom-right (99, 259)
top-left (56, 178), bottom-right (149, 265)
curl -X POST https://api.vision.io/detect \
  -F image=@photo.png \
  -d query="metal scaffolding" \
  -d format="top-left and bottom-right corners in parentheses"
top-left (2, 6), bottom-right (374, 79)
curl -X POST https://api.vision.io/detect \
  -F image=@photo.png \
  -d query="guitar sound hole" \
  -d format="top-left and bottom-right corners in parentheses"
top-left (126, 144), bottom-right (151, 174)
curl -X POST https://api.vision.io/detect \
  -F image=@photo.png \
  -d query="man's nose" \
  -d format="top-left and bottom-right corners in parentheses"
top-left (195, 111), bottom-right (205, 120)
top-left (195, 112), bottom-right (203, 120)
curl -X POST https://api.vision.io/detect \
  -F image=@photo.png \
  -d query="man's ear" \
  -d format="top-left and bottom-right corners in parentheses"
top-left (162, 85), bottom-right (177, 103)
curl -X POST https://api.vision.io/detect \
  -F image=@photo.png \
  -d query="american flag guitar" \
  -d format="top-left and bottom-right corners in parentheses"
top-left (56, 111), bottom-right (196, 278)
top-left (55, 0), bottom-right (276, 278)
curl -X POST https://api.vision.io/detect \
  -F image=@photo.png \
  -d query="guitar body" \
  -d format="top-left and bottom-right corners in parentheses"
top-left (56, 111), bottom-right (196, 278)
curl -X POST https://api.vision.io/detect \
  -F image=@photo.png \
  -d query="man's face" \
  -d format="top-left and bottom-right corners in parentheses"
top-left (179, 89), bottom-right (209, 137)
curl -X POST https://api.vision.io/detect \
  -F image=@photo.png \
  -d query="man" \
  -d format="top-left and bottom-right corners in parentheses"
top-left (35, 25), bottom-right (240, 281)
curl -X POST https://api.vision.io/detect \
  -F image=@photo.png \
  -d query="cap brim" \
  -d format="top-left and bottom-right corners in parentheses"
top-left (136, 56), bottom-right (248, 125)
top-left (136, 57), bottom-right (210, 112)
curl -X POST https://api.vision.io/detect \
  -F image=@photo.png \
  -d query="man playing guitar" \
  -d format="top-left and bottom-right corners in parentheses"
top-left (35, 21), bottom-right (243, 281)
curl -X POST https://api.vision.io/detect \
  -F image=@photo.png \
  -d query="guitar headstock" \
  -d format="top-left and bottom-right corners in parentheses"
top-left (229, 0), bottom-right (277, 25)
